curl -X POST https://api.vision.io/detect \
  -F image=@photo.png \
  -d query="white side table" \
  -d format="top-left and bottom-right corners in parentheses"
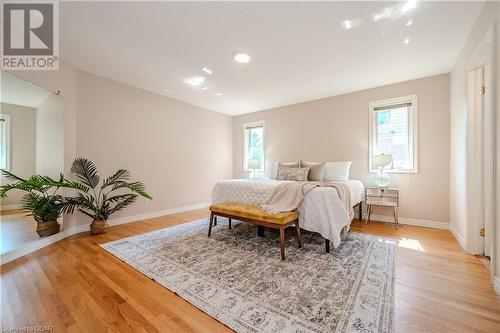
top-left (365, 187), bottom-right (402, 229)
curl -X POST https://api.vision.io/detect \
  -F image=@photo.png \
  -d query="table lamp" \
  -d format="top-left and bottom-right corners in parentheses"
top-left (372, 153), bottom-right (393, 187)
top-left (248, 159), bottom-right (261, 178)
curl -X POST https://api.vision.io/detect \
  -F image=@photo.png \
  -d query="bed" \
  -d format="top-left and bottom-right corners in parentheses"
top-left (211, 178), bottom-right (364, 248)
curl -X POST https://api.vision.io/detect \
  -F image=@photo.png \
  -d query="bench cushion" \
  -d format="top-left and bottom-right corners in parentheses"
top-left (210, 202), bottom-right (298, 225)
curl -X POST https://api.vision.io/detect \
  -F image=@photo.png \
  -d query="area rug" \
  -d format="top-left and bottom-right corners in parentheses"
top-left (101, 219), bottom-right (395, 333)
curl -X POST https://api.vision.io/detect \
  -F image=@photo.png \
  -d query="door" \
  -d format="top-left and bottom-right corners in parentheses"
top-left (467, 66), bottom-right (492, 258)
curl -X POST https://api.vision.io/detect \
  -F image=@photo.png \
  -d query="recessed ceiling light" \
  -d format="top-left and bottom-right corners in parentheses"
top-left (406, 19), bottom-right (413, 26)
top-left (215, 92), bottom-right (222, 96)
top-left (402, 0), bottom-right (417, 13)
top-left (404, 38), bottom-right (410, 44)
top-left (341, 18), bottom-right (363, 30)
top-left (202, 67), bottom-right (213, 74)
top-left (234, 53), bottom-right (251, 63)
top-left (183, 76), bottom-right (206, 86)
top-left (202, 86), bottom-right (211, 90)
top-left (342, 20), bottom-right (353, 30)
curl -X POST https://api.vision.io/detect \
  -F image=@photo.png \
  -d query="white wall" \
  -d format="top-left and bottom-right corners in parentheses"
top-left (75, 70), bottom-right (233, 219)
top-left (233, 74), bottom-right (451, 224)
top-left (36, 95), bottom-right (64, 178)
top-left (0, 103), bottom-right (36, 208)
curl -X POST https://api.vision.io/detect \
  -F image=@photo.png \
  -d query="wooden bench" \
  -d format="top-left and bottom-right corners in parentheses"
top-left (209, 202), bottom-right (302, 260)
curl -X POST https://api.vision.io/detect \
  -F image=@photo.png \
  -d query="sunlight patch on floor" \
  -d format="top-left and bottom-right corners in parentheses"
top-left (398, 237), bottom-right (425, 252)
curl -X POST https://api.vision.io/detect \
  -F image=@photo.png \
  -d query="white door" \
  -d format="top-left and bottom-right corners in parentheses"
top-left (467, 66), bottom-right (492, 258)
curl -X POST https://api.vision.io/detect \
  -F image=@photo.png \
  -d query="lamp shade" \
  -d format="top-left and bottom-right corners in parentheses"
top-left (372, 154), bottom-right (393, 169)
top-left (248, 158), bottom-right (261, 170)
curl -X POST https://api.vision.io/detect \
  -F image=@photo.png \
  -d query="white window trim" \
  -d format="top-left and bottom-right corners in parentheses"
top-left (368, 95), bottom-right (418, 174)
top-left (242, 120), bottom-right (265, 172)
top-left (0, 114), bottom-right (11, 171)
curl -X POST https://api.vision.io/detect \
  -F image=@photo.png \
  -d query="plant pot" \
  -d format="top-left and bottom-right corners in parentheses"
top-left (90, 219), bottom-right (108, 234)
top-left (36, 220), bottom-right (60, 237)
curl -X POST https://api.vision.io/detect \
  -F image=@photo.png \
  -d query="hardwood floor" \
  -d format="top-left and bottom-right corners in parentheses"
top-left (1, 209), bottom-right (499, 332)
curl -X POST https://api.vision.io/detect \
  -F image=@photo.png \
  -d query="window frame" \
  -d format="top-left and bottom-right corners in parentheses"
top-left (242, 120), bottom-right (266, 172)
top-left (0, 114), bottom-right (11, 171)
top-left (368, 95), bottom-right (418, 174)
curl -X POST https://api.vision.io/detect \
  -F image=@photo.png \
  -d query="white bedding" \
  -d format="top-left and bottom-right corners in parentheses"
top-left (211, 178), bottom-right (363, 247)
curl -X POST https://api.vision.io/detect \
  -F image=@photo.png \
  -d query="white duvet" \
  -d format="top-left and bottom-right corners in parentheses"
top-left (211, 178), bottom-right (360, 248)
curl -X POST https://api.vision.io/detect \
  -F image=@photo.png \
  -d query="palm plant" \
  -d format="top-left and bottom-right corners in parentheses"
top-left (62, 158), bottom-right (151, 234)
top-left (0, 170), bottom-right (85, 237)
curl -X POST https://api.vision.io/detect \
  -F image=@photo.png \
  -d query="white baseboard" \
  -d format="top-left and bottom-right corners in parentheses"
top-left (107, 202), bottom-right (210, 227)
top-left (1, 204), bottom-right (21, 210)
top-left (364, 213), bottom-right (449, 230)
top-left (494, 276), bottom-right (500, 295)
top-left (0, 202), bottom-right (211, 265)
top-left (449, 223), bottom-right (467, 251)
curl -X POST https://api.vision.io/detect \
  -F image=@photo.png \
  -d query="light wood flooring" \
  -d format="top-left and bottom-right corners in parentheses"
top-left (0, 210), bottom-right (39, 254)
top-left (1, 209), bottom-right (499, 332)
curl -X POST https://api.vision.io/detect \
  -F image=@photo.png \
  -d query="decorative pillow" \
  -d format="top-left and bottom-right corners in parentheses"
top-left (271, 161), bottom-right (300, 179)
top-left (323, 161), bottom-right (352, 181)
top-left (300, 160), bottom-right (326, 181)
top-left (277, 167), bottom-right (310, 181)
top-left (278, 161), bottom-right (299, 168)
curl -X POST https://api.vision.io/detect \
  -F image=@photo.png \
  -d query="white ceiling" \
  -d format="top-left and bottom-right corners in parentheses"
top-left (1, 72), bottom-right (51, 108)
top-left (60, 1), bottom-right (483, 116)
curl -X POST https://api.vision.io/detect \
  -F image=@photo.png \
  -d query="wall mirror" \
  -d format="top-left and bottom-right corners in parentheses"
top-left (0, 71), bottom-right (64, 255)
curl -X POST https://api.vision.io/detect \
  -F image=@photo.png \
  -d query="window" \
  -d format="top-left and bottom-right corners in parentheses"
top-left (0, 114), bottom-right (10, 170)
top-left (243, 121), bottom-right (265, 172)
top-left (369, 95), bottom-right (417, 173)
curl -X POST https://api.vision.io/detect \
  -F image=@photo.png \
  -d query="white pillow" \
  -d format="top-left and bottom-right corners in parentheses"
top-left (323, 161), bottom-right (352, 181)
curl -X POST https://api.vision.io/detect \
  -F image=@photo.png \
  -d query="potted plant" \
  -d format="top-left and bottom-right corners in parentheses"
top-left (0, 171), bottom-right (81, 237)
top-left (62, 158), bottom-right (152, 234)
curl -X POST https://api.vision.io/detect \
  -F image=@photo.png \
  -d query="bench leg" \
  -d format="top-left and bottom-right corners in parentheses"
top-left (208, 212), bottom-right (214, 237)
top-left (279, 226), bottom-right (285, 260)
top-left (213, 216), bottom-right (217, 226)
top-left (257, 225), bottom-right (265, 237)
top-left (228, 218), bottom-right (232, 230)
top-left (295, 221), bottom-right (302, 248)
top-left (325, 239), bottom-right (330, 253)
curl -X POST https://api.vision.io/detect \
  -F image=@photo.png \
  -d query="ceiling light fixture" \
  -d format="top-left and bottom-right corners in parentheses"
top-left (215, 92), bottom-right (222, 96)
top-left (402, 0), bottom-right (417, 13)
top-left (341, 18), bottom-right (363, 30)
top-left (202, 67), bottom-right (213, 74)
top-left (406, 19), bottom-right (413, 26)
top-left (183, 76), bottom-right (206, 86)
top-left (234, 53), bottom-right (251, 63)
top-left (342, 20), bottom-right (353, 30)
top-left (404, 38), bottom-right (410, 44)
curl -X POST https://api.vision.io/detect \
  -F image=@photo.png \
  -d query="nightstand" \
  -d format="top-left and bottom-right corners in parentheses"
top-left (365, 187), bottom-right (402, 229)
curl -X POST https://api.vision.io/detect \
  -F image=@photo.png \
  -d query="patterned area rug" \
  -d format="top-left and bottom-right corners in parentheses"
top-left (101, 219), bottom-right (395, 333)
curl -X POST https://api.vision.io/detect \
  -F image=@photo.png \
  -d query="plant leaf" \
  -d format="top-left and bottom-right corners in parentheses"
top-left (71, 158), bottom-right (100, 189)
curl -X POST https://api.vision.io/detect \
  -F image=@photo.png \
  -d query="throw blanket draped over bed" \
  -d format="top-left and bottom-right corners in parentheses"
top-left (260, 182), bottom-right (318, 214)
top-left (211, 179), bottom-right (355, 247)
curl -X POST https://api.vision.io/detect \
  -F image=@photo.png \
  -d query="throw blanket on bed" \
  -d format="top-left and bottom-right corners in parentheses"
top-left (261, 181), bottom-right (354, 219)
top-left (260, 181), bottom-right (319, 214)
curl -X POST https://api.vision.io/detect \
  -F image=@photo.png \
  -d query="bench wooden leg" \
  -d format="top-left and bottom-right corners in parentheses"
top-left (325, 239), bottom-right (330, 253)
top-left (208, 212), bottom-right (214, 237)
top-left (295, 221), bottom-right (302, 248)
top-left (279, 226), bottom-right (285, 260)
top-left (257, 225), bottom-right (265, 237)
top-left (228, 218), bottom-right (232, 230)
top-left (213, 216), bottom-right (217, 226)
